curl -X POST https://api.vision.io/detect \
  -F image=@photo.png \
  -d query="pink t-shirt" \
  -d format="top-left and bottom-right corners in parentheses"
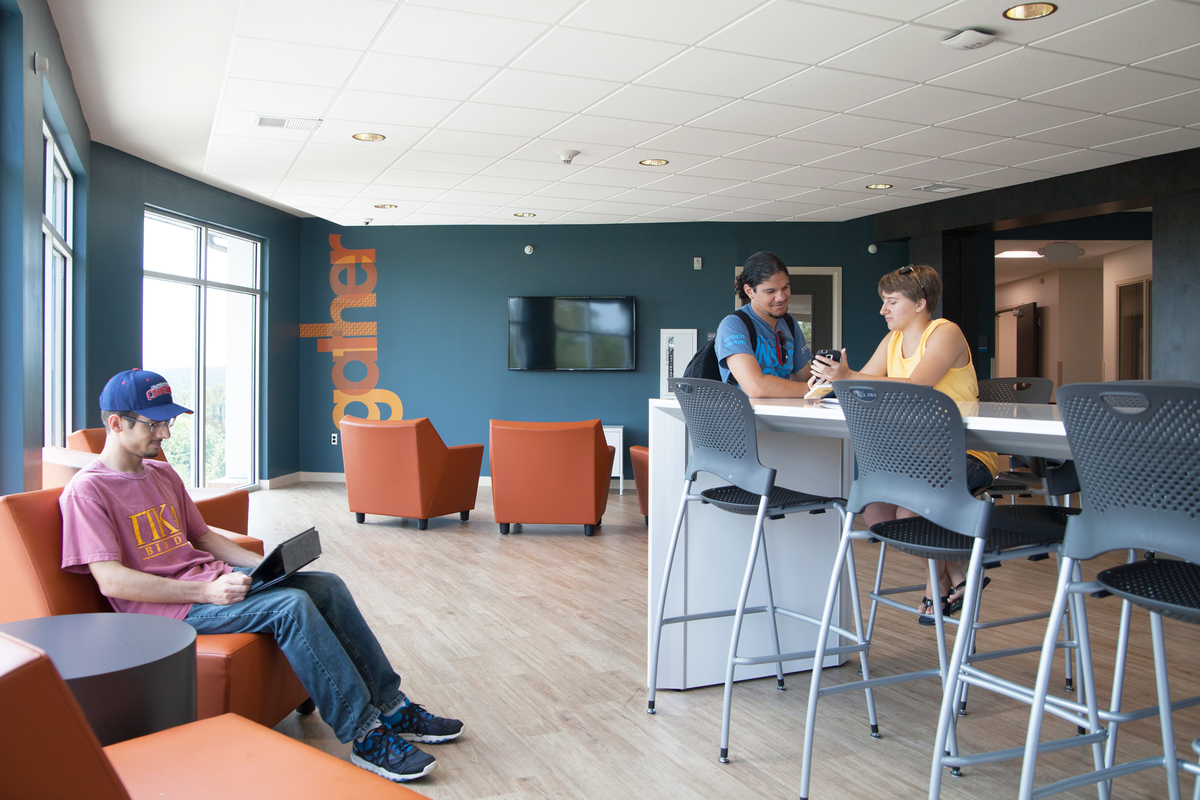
top-left (60, 459), bottom-right (233, 620)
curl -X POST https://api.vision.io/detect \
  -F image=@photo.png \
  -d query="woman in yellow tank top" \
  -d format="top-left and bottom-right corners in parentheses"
top-left (808, 264), bottom-right (998, 624)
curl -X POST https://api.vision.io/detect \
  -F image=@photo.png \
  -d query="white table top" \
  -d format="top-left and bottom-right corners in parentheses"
top-left (650, 396), bottom-right (1070, 460)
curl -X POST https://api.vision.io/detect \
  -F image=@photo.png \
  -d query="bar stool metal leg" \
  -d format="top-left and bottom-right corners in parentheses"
top-left (647, 478), bottom-right (696, 715)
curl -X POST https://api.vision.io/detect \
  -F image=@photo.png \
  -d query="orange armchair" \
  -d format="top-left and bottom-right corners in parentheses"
top-left (341, 416), bottom-right (484, 530)
top-left (0, 487), bottom-right (310, 727)
top-left (68, 427), bottom-right (167, 462)
top-left (0, 632), bottom-right (425, 800)
top-left (630, 445), bottom-right (649, 525)
top-left (489, 419), bottom-right (615, 536)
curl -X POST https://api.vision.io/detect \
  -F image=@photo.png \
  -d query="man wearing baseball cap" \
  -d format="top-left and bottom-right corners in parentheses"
top-left (59, 368), bottom-right (462, 783)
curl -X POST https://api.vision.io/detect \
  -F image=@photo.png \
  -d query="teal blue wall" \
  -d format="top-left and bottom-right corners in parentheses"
top-left (298, 217), bottom-right (907, 476)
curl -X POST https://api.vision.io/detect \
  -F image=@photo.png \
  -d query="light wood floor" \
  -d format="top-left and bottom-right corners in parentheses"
top-left (254, 483), bottom-right (1200, 800)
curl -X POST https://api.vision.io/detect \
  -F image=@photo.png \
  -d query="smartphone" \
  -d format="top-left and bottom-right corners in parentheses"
top-left (816, 349), bottom-right (841, 363)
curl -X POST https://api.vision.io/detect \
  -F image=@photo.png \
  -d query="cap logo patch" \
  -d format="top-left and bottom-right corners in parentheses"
top-left (146, 382), bottom-right (171, 401)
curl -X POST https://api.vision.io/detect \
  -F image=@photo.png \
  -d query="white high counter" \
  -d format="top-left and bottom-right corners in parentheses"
top-left (646, 395), bottom-right (1068, 690)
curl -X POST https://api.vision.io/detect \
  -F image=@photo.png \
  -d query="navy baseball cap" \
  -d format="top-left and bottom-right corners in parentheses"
top-left (99, 369), bottom-right (194, 421)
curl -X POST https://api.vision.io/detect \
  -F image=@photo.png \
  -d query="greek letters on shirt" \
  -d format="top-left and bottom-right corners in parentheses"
top-left (128, 503), bottom-right (187, 561)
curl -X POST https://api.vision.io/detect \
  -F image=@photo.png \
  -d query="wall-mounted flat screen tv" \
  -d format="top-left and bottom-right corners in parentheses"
top-left (508, 296), bottom-right (636, 371)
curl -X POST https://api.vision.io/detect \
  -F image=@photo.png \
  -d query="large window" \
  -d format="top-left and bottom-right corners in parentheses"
top-left (143, 211), bottom-right (260, 489)
top-left (43, 122), bottom-right (74, 447)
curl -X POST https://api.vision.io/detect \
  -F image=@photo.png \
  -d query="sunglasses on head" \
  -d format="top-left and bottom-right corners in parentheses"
top-left (898, 264), bottom-right (925, 298)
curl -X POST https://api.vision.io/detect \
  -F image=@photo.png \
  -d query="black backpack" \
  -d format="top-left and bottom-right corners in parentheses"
top-left (683, 310), bottom-right (796, 384)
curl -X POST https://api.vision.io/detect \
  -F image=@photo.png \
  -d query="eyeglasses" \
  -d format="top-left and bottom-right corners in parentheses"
top-left (118, 415), bottom-right (174, 432)
top-left (775, 330), bottom-right (788, 365)
top-left (898, 264), bottom-right (925, 298)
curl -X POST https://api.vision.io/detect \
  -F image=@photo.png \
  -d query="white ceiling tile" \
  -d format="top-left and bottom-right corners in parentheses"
top-left (435, 189), bottom-right (524, 206)
top-left (1136, 42), bottom-right (1200, 80)
top-left (880, 157), bottom-right (999, 182)
top-left (636, 206), bottom-right (719, 220)
top-left (703, 2), bottom-right (900, 64)
top-left (541, 115), bottom-right (675, 147)
top-left (547, 211), bottom-right (636, 224)
top-left (755, 165), bottom-right (871, 188)
top-left (470, 70), bottom-right (623, 113)
top-left (406, 0), bottom-right (578, 25)
top-left (586, 86), bottom-right (731, 125)
top-left (480, 159), bottom-right (584, 181)
top-left (803, 0), bottom-right (951, 18)
top-left (506, 138), bottom-right (624, 166)
top-left (705, 210), bottom-right (789, 222)
top-left (401, 212), bottom-right (479, 224)
top-left (341, 197), bottom-right (426, 212)
top-left (1112, 88), bottom-right (1200, 127)
top-left (823, 24), bottom-right (1020, 84)
top-left (939, 101), bottom-right (1095, 137)
top-left (484, 206), bottom-right (570, 220)
top-left (390, 151), bottom-right (499, 174)
top-left (751, 67), bottom-right (913, 112)
top-left (1027, 67), bottom-right (1200, 114)
top-left (826, 173), bottom-right (926, 192)
top-left (869, 126), bottom-right (1005, 157)
top-left (418, 202), bottom-right (493, 216)
top-left (228, 38), bottom-right (361, 87)
top-left (297, 141), bottom-right (402, 168)
top-left (223, 177), bottom-right (282, 195)
top-left (287, 162), bottom-right (387, 182)
top-left (412, 129), bottom-right (531, 157)
top-left (785, 114), bottom-right (924, 147)
top-left (372, 169), bottom-right (464, 189)
top-left (950, 138), bottom-right (1077, 167)
top-left (952, 166), bottom-right (1058, 189)
top-left (204, 155), bottom-right (293, 179)
top-left (439, 103), bottom-right (571, 137)
top-left (783, 187), bottom-right (877, 205)
top-left (374, 5), bottom-right (547, 65)
top-left (1035, 1), bottom-right (1200, 65)
top-left (741, 199), bottom-right (829, 216)
top-left (930, 48), bottom-right (1115, 99)
top-left (532, 182), bottom-right (624, 200)
top-left (325, 91), bottom-right (459, 127)
top-left (582, 200), bottom-right (662, 216)
top-left (359, 184), bottom-right (447, 201)
top-left (1097, 126), bottom-right (1200, 156)
top-left (309, 120), bottom-right (427, 149)
top-left (454, 175), bottom-right (553, 194)
top-left (918, 0), bottom-right (1138, 46)
top-left (207, 134), bottom-right (305, 161)
top-left (638, 49), bottom-right (803, 98)
top-left (594, 149), bottom-right (713, 172)
top-left (853, 84), bottom-right (1008, 124)
top-left (510, 28), bottom-right (683, 82)
top-left (681, 158), bottom-right (792, 181)
top-left (840, 193), bottom-right (933, 211)
top-left (507, 195), bottom-right (599, 211)
top-left (1016, 149), bottom-right (1138, 174)
top-left (731, 137), bottom-right (853, 165)
top-left (640, 127), bottom-right (767, 156)
top-left (674, 194), bottom-right (760, 211)
top-left (563, 0), bottom-right (761, 44)
top-left (349, 53), bottom-right (497, 99)
top-left (237, 0), bottom-right (393, 48)
top-left (1023, 116), bottom-right (1174, 149)
top-left (798, 206), bottom-right (873, 221)
top-left (687, 100), bottom-right (831, 136)
top-left (807, 147), bottom-right (924, 173)
top-left (560, 166), bottom-right (658, 188)
top-left (213, 109), bottom-right (312, 141)
top-left (711, 181), bottom-right (803, 200)
top-left (607, 188), bottom-right (703, 206)
top-left (638, 175), bottom-right (744, 194)
top-left (275, 178), bottom-right (368, 196)
top-left (220, 78), bottom-right (337, 117)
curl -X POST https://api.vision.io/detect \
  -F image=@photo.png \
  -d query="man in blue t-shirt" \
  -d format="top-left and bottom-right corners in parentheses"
top-left (716, 251), bottom-right (819, 397)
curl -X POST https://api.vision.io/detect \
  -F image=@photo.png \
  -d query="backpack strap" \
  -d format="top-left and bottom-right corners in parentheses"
top-left (728, 309), bottom-right (759, 385)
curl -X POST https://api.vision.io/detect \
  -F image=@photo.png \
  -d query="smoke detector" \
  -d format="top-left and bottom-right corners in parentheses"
top-left (557, 149), bottom-right (580, 165)
top-left (941, 29), bottom-right (998, 50)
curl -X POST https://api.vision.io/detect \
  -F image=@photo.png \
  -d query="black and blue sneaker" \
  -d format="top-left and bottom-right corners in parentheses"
top-left (351, 726), bottom-right (437, 782)
top-left (386, 703), bottom-right (464, 743)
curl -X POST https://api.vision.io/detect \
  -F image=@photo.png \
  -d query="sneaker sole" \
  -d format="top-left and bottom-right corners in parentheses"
top-left (351, 753), bottom-right (437, 782)
top-left (397, 727), bottom-right (463, 744)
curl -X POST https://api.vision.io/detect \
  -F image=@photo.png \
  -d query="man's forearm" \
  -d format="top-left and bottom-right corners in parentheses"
top-left (88, 560), bottom-right (213, 604)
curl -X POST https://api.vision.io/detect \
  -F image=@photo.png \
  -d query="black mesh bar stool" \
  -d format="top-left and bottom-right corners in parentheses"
top-left (647, 378), bottom-right (863, 764)
top-left (978, 377), bottom-right (1062, 504)
top-left (1020, 382), bottom-right (1200, 800)
top-left (801, 381), bottom-right (1079, 800)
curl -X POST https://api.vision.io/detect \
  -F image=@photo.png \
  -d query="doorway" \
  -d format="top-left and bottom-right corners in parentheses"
top-left (734, 266), bottom-right (843, 353)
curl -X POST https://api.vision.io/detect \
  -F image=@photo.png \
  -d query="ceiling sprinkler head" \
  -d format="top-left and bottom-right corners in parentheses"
top-left (557, 149), bottom-right (580, 165)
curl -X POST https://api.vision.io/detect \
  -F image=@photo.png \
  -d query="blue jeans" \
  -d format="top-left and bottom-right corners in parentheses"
top-left (184, 570), bottom-right (403, 742)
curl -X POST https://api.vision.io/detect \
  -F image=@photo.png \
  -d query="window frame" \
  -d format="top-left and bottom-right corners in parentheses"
top-left (43, 121), bottom-right (74, 447)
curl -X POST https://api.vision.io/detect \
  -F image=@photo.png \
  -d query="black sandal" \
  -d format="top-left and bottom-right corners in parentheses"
top-left (942, 577), bottom-right (991, 618)
top-left (918, 595), bottom-right (948, 626)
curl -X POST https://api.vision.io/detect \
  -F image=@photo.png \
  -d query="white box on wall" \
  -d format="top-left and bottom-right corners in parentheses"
top-left (659, 329), bottom-right (697, 399)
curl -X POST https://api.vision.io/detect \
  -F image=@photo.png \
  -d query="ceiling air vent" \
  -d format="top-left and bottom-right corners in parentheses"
top-left (255, 115), bottom-right (321, 131)
top-left (913, 183), bottom-right (968, 194)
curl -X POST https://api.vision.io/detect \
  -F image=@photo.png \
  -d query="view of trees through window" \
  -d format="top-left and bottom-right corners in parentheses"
top-left (143, 211), bottom-right (259, 489)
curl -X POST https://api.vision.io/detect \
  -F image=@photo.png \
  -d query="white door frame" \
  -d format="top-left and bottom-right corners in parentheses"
top-left (735, 265), bottom-right (843, 349)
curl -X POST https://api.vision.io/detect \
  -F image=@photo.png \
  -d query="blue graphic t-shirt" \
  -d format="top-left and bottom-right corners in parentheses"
top-left (715, 310), bottom-right (811, 385)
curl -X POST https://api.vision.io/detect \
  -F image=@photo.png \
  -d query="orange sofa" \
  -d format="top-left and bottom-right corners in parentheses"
top-left (630, 445), bottom-right (649, 525)
top-left (0, 487), bottom-right (310, 727)
top-left (0, 632), bottom-right (425, 800)
top-left (341, 416), bottom-right (483, 530)
top-left (489, 419), bottom-right (615, 536)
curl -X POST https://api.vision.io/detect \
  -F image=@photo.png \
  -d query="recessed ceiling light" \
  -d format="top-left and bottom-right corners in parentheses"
top-left (1003, 3), bottom-right (1057, 20)
top-left (513, 212), bottom-right (536, 218)
top-left (639, 159), bottom-right (669, 166)
top-left (373, 203), bottom-right (397, 209)
top-left (866, 183), bottom-right (892, 190)
top-left (352, 132), bottom-right (386, 142)
top-left (996, 250), bottom-right (1044, 258)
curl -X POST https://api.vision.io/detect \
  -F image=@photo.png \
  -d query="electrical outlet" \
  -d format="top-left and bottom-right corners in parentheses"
top-left (331, 432), bottom-right (338, 446)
